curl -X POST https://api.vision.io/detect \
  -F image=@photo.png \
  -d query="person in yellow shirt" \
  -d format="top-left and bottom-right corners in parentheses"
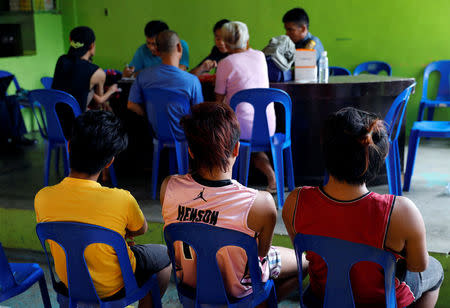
top-left (35, 110), bottom-right (171, 307)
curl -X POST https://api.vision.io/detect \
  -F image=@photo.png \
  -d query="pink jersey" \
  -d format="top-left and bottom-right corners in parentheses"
top-left (162, 173), bottom-right (266, 298)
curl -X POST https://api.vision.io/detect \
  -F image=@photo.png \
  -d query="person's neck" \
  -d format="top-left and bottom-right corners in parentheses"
top-left (229, 47), bottom-right (248, 54)
top-left (195, 167), bottom-right (232, 182)
top-left (322, 176), bottom-right (369, 201)
top-left (69, 170), bottom-right (100, 182)
top-left (161, 54), bottom-right (180, 68)
top-left (80, 52), bottom-right (91, 61)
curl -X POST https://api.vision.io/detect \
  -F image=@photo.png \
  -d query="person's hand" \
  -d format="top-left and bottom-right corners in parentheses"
top-left (107, 83), bottom-right (119, 94)
top-left (123, 66), bottom-right (135, 78)
top-left (125, 230), bottom-right (136, 246)
top-left (199, 60), bottom-right (217, 73)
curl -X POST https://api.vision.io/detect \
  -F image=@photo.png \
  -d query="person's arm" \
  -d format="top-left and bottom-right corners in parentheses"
top-left (190, 60), bottom-right (217, 76)
top-left (127, 74), bottom-right (145, 116)
top-left (90, 68), bottom-right (118, 106)
top-left (159, 176), bottom-right (172, 206)
top-left (282, 188), bottom-right (301, 242)
top-left (247, 191), bottom-right (277, 258)
top-left (127, 101), bottom-right (145, 116)
top-left (214, 59), bottom-right (228, 103)
top-left (125, 194), bottom-right (149, 238)
top-left (385, 196), bottom-right (428, 272)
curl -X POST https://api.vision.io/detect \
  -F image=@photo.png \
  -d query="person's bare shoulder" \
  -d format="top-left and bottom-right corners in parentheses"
top-left (160, 175), bottom-right (175, 205)
top-left (247, 190), bottom-right (277, 233)
top-left (90, 68), bottom-right (106, 87)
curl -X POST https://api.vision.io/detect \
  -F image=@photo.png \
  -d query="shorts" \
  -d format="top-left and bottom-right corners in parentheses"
top-left (400, 256), bottom-right (444, 304)
top-left (104, 244), bottom-right (171, 300)
top-left (241, 246), bottom-right (282, 286)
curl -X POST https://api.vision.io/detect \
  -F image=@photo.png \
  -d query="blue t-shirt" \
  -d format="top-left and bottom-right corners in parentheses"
top-left (129, 39), bottom-right (190, 71)
top-left (128, 64), bottom-right (203, 106)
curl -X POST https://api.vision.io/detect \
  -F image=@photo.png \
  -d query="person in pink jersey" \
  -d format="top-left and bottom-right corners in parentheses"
top-left (215, 21), bottom-right (278, 193)
top-left (160, 102), bottom-right (301, 302)
top-left (283, 107), bottom-right (444, 307)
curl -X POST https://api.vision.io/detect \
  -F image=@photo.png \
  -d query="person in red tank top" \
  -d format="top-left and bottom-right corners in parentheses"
top-left (282, 107), bottom-right (443, 307)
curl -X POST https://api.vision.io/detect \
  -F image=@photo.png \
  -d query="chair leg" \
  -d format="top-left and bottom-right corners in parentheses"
top-left (151, 140), bottom-right (161, 200)
top-left (62, 145), bottom-right (70, 177)
top-left (55, 147), bottom-right (60, 175)
top-left (38, 275), bottom-right (52, 308)
top-left (150, 274), bottom-right (162, 308)
top-left (285, 146), bottom-right (295, 191)
top-left (232, 155), bottom-right (239, 180)
top-left (44, 143), bottom-right (52, 187)
top-left (272, 145), bottom-right (285, 208)
top-left (168, 148), bottom-right (177, 175)
top-left (109, 164), bottom-right (118, 187)
top-left (427, 106), bottom-right (435, 121)
top-left (239, 145), bottom-right (251, 186)
top-left (175, 141), bottom-right (189, 175)
top-left (403, 130), bottom-right (420, 192)
top-left (417, 103), bottom-right (426, 121)
top-left (385, 145), bottom-right (397, 195)
top-left (393, 141), bottom-right (402, 196)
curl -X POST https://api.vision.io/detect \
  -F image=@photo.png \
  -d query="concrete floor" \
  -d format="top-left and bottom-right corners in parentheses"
top-left (0, 134), bottom-right (449, 253)
top-left (0, 134), bottom-right (448, 307)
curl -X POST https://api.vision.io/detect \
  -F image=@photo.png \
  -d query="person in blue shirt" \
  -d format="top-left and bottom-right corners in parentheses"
top-left (123, 20), bottom-right (190, 77)
top-left (127, 30), bottom-right (203, 122)
top-left (283, 8), bottom-right (324, 63)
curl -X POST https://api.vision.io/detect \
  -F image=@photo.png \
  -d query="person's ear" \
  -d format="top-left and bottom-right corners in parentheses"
top-left (177, 42), bottom-right (182, 53)
top-left (232, 141), bottom-right (240, 157)
top-left (246, 41), bottom-right (249, 49)
top-left (188, 147), bottom-right (194, 159)
top-left (105, 157), bottom-right (115, 169)
top-left (301, 24), bottom-right (308, 34)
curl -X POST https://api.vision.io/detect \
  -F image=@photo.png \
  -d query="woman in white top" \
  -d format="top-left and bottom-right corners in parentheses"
top-left (215, 21), bottom-right (277, 192)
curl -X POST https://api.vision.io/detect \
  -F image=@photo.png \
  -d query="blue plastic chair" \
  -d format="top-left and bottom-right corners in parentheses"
top-left (28, 89), bottom-right (118, 187)
top-left (294, 233), bottom-right (397, 308)
top-left (36, 222), bottom-right (162, 308)
top-left (143, 88), bottom-right (190, 199)
top-left (164, 223), bottom-right (277, 307)
top-left (329, 66), bottom-right (351, 76)
top-left (417, 60), bottom-right (450, 121)
top-left (353, 61), bottom-right (392, 76)
top-left (41, 76), bottom-right (53, 89)
top-left (0, 70), bottom-right (21, 92)
top-left (403, 121), bottom-right (450, 192)
top-left (230, 88), bottom-right (295, 208)
top-left (0, 242), bottom-right (51, 307)
top-left (384, 83), bottom-right (416, 196)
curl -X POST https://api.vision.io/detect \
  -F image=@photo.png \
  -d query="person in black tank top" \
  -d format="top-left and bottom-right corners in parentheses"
top-left (52, 26), bottom-right (119, 139)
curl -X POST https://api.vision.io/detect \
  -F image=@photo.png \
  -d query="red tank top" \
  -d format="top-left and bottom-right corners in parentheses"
top-left (293, 186), bottom-right (415, 307)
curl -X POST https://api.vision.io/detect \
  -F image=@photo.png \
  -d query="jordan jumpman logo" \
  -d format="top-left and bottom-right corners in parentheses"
top-left (193, 188), bottom-right (207, 202)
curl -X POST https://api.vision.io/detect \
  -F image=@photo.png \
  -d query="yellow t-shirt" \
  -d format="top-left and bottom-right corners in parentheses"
top-left (34, 177), bottom-right (145, 298)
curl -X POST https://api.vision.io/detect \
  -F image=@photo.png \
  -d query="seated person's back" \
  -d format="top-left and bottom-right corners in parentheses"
top-left (161, 102), bottom-right (299, 300)
top-left (282, 107), bottom-right (444, 307)
top-left (127, 30), bottom-right (203, 118)
top-left (35, 111), bottom-right (170, 301)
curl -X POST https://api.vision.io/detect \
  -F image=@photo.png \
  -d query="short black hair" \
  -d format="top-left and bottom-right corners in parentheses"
top-left (213, 19), bottom-right (230, 33)
top-left (283, 8), bottom-right (309, 29)
top-left (69, 111), bottom-right (128, 175)
top-left (321, 107), bottom-right (389, 185)
top-left (144, 20), bottom-right (169, 38)
top-left (156, 30), bottom-right (180, 54)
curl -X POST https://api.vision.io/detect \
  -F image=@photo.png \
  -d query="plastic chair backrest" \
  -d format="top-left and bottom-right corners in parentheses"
top-left (36, 222), bottom-right (138, 304)
top-left (143, 88), bottom-right (190, 142)
top-left (329, 66), bottom-right (351, 76)
top-left (422, 60), bottom-right (450, 101)
top-left (164, 223), bottom-right (266, 306)
top-left (230, 88), bottom-right (292, 144)
top-left (40, 77), bottom-right (53, 89)
top-left (353, 61), bottom-right (392, 76)
top-left (0, 243), bottom-right (17, 292)
top-left (384, 83), bottom-right (416, 143)
top-left (294, 233), bottom-right (397, 308)
top-left (0, 70), bottom-right (21, 91)
top-left (28, 89), bottom-right (80, 143)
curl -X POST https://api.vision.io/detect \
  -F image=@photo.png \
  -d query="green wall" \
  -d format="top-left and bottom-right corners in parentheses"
top-left (62, 0), bottom-right (449, 133)
top-left (0, 13), bottom-right (65, 90)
